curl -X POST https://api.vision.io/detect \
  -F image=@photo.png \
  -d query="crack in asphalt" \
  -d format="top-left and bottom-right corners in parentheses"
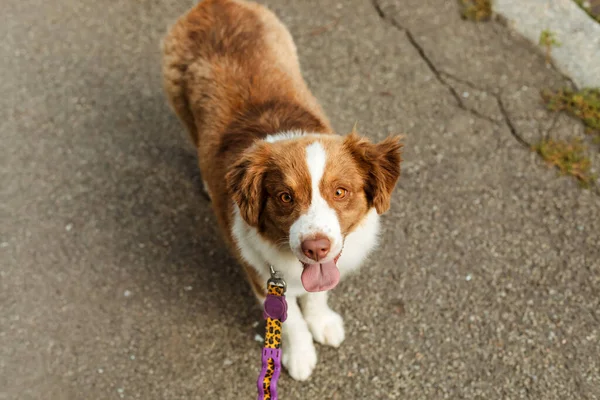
top-left (496, 96), bottom-right (530, 147)
top-left (371, 0), bottom-right (504, 126)
top-left (439, 70), bottom-right (533, 147)
top-left (440, 71), bottom-right (496, 96)
top-left (370, 0), bottom-right (599, 193)
top-left (372, 0), bottom-right (529, 147)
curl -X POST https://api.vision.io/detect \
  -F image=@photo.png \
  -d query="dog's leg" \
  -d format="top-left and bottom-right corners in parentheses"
top-left (299, 291), bottom-right (345, 348)
top-left (281, 296), bottom-right (318, 381)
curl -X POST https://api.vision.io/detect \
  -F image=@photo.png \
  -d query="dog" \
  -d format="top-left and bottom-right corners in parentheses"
top-left (161, 0), bottom-right (402, 381)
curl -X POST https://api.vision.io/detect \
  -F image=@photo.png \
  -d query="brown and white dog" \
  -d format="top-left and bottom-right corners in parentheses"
top-left (162, 0), bottom-right (402, 380)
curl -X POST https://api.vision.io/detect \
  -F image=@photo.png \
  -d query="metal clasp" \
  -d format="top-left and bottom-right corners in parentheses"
top-left (268, 265), bottom-right (287, 293)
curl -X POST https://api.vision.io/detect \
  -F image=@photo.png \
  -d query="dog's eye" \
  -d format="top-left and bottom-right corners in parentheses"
top-left (279, 192), bottom-right (293, 203)
top-left (334, 187), bottom-right (348, 200)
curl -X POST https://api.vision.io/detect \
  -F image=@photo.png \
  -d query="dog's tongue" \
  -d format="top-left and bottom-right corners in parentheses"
top-left (301, 259), bottom-right (340, 292)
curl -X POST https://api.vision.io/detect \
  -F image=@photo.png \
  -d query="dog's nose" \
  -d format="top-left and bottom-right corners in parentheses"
top-left (301, 237), bottom-right (331, 261)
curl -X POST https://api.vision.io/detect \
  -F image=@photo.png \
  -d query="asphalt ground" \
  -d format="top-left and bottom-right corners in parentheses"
top-left (1, 0), bottom-right (599, 399)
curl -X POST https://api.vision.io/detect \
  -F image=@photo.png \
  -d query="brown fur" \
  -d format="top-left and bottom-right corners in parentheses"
top-left (162, 0), bottom-right (401, 297)
top-left (162, 0), bottom-right (334, 296)
top-left (341, 132), bottom-right (404, 214)
top-left (225, 133), bottom-right (403, 250)
top-left (162, 0), bottom-right (331, 231)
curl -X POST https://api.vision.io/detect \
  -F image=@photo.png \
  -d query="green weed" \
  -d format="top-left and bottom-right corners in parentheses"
top-left (539, 30), bottom-right (561, 64)
top-left (534, 138), bottom-right (594, 187)
top-left (542, 88), bottom-right (600, 133)
top-left (458, 0), bottom-right (492, 21)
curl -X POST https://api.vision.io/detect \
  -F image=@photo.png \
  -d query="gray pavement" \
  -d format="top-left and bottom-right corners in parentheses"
top-left (1, 0), bottom-right (599, 399)
top-left (495, 0), bottom-right (600, 88)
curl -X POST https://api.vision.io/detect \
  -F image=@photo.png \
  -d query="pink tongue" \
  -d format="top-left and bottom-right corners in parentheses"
top-left (301, 260), bottom-right (340, 292)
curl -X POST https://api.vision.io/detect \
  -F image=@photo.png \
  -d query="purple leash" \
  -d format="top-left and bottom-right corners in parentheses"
top-left (257, 266), bottom-right (287, 400)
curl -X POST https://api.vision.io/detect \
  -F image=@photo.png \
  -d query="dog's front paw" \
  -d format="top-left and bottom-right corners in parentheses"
top-left (282, 335), bottom-right (317, 381)
top-left (305, 308), bottom-right (345, 348)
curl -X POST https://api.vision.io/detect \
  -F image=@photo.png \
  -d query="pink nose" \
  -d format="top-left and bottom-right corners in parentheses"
top-left (301, 237), bottom-right (331, 261)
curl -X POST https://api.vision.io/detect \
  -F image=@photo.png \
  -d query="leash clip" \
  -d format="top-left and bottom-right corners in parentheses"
top-left (268, 265), bottom-right (286, 293)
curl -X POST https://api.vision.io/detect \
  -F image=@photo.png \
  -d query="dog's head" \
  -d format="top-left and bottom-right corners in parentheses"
top-left (226, 131), bottom-right (402, 291)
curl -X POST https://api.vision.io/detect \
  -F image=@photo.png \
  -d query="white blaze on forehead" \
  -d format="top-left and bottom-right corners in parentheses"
top-left (289, 141), bottom-right (343, 262)
top-left (306, 141), bottom-right (326, 190)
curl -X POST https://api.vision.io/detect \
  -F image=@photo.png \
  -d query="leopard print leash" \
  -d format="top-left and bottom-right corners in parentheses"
top-left (257, 266), bottom-right (287, 400)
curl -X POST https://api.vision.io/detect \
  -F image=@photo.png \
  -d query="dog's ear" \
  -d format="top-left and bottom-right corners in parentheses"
top-left (225, 142), bottom-right (271, 226)
top-left (343, 131), bottom-right (403, 214)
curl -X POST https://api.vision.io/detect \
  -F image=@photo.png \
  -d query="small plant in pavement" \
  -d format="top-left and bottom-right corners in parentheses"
top-left (539, 30), bottom-right (561, 64)
top-left (458, 0), bottom-right (492, 21)
top-left (534, 138), bottom-right (594, 187)
top-left (542, 88), bottom-right (600, 136)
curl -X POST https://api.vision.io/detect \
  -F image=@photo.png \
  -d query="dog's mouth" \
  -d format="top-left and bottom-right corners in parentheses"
top-left (300, 252), bottom-right (342, 292)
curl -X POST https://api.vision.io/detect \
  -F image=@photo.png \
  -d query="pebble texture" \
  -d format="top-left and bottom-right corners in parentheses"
top-left (1, 0), bottom-right (600, 399)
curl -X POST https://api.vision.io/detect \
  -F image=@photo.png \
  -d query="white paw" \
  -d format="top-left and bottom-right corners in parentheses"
top-left (282, 336), bottom-right (317, 381)
top-left (305, 309), bottom-right (345, 348)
